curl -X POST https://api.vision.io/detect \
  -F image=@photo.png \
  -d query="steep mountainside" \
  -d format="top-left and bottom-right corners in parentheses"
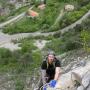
top-left (0, 0), bottom-right (90, 90)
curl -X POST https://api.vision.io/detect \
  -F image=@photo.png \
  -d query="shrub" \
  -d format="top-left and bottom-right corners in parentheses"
top-left (53, 31), bottom-right (61, 38)
top-left (81, 30), bottom-right (90, 52)
top-left (59, 2), bottom-right (90, 29)
top-left (74, 24), bottom-right (83, 32)
top-left (20, 40), bottom-right (37, 53)
top-left (3, 0), bottom-right (61, 34)
top-left (15, 79), bottom-right (24, 90)
top-left (65, 40), bottom-right (82, 51)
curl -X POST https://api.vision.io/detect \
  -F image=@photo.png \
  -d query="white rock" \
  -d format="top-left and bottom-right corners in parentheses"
top-left (64, 4), bottom-right (74, 11)
top-left (82, 71), bottom-right (90, 88)
top-left (77, 86), bottom-right (84, 90)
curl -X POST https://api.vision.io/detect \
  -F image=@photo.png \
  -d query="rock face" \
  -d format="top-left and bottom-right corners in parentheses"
top-left (77, 71), bottom-right (90, 90)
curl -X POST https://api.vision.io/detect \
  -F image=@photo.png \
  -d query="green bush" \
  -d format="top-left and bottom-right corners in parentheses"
top-left (81, 30), bottom-right (90, 52)
top-left (44, 38), bottom-right (63, 54)
top-left (32, 50), bottom-right (42, 67)
top-left (3, 0), bottom-right (62, 34)
top-left (74, 24), bottom-right (83, 32)
top-left (0, 48), bottom-right (18, 65)
top-left (65, 40), bottom-right (82, 51)
top-left (0, 48), bottom-right (12, 58)
top-left (0, 16), bottom-right (7, 22)
top-left (15, 79), bottom-right (24, 90)
top-left (20, 40), bottom-right (37, 53)
top-left (53, 31), bottom-right (61, 38)
top-left (59, 3), bottom-right (90, 29)
top-left (0, 38), bottom-right (43, 75)
top-left (78, 0), bottom-right (90, 6)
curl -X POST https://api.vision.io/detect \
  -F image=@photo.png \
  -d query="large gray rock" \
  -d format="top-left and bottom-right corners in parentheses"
top-left (82, 71), bottom-right (90, 89)
top-left (76, 71), bottom-right (90, 90)
top-left (71, 72), bottom-right (82, 84)
top-left (87, 85), bottom-right (90, 90)
top-left (77, 86), bottom-right (84, 90)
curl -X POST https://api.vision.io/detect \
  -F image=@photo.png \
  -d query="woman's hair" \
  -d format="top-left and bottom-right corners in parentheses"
top-left (45, 51), bottom-right (57, 61)
top-left (47, 51), bottom-right (55, 56)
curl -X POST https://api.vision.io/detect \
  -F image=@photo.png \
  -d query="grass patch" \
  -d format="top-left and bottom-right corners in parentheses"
top-left (3, 0), bottom-right (65, 34)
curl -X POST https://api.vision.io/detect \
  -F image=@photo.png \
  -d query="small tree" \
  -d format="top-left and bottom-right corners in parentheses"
top-left (81, 30), bottom-right (90, 52)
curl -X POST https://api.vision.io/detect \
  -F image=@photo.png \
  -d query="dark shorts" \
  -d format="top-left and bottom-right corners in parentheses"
top-left (46, 75), bottom-right (54, 83)
top-left (38, 75), bottom-right (54, 90)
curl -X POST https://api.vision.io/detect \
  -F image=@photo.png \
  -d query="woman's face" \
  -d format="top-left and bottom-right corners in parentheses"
top-left (48, 54), bottom-right (55, 64)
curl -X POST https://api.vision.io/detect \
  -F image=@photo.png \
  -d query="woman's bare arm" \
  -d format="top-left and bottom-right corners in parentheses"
top-left (54, 67), bottom-right (62, 80)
